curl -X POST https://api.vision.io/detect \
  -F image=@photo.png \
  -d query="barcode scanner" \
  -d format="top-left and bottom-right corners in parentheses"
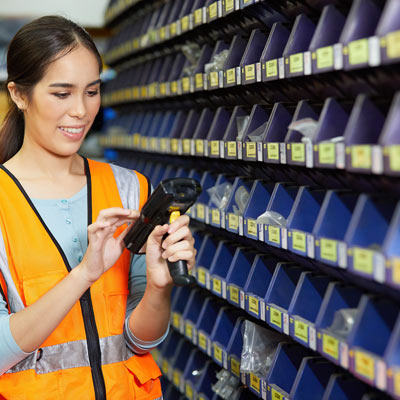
top-left (124, 178), bottom-right (202, 286)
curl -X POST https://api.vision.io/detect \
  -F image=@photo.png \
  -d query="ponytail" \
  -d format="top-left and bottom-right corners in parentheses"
top-left (0, 100), bottom-right (24, 164)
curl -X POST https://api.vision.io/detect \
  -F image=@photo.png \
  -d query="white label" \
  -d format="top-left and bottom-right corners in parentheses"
top-left (222, 281), bottom-right (227, 299)
top-left (283, 312), bottom-right (289, 335)
top-left (189, 14), bottom-right (194, 30)
top-left (334, 43), bottom-right (343, 70)
top-left (219, 70), bottom-right (224, 88)
top-left (179, 317), bottom-right (185, 334)
top-left (241, 373), bottom-right (247, 385)
top-left (235, 0), bottom-right (240, 9)
top-left (340, 342), bottom-right (349, 369)
top-left (240, 290), bottom-right (245, 309)
top-left (238, 142), bottom-right (243, 160)
top-left (236, 67), bottom-right (241, 85)
top-left (338, 241), bottom-right (347, 269)
top-left (190, 76), bottom-right (194, 93)
top-left (190, 139), bottom-right (195, 156)
top-left (177, 140), bottom-right (183, 156)
top-left (207, 339), bottom-right (212, 356)
top-left (262, 381), bottom-right (267, 400)
top-left (372, 145), bottom-right (383, 175)
top-left (336, 143), bottom-right (346, 169)
top-left (281, 228), bottom-right (288, 250)
top-left (280, 143), bottom-right (287, 164)
top-left (221, 211), bottom-right (226, 229)
top-left (205, 271), bottom-right (211, 290)
top-left (304, 51), bottom-right (312, 75)
top-left (374, 252), bottom-right (386, 283)
top-left (259, 223), bottom-right (264, 242)
top-left (205, 206), bottom-right (210, 225)
top-left (218, 1), bottom-right (223, 17)
top-left (306, 142), bottom-right (314, 168)
top-left (260, 300), bottom-right (266, 321)
top-left (220, 141), bottom-right (225, 158)
top-left (376, 359), bottom-right (387, 390)
top-left (257, 142), bottom-right (263, 161)
top-left (278, 57), bottom-right (285, 79)
top-left (203, 7), bottom-right (207, 22)
top-left (369, 36), bottom-right (381, 67)
top-left (307, 234), bottom-right (315, 259)
top-left (204, 140), bottom-right (209, 157)
top-left (309, 326), bottom-right (317, 350)
top-left (239, 216), bottom-right (244, 236)
top-left (256, 62), bottom-right (262, 82)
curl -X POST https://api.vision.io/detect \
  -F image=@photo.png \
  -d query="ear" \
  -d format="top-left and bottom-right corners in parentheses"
top-left (7, 82), bottom-right (28, 111)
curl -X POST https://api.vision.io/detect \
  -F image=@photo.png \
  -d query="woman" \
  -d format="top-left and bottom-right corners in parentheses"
top-left (0, 15), bottom-right (196, 399)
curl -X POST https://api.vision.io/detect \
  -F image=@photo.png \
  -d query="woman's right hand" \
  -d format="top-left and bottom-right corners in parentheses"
top-left (77, 208), bottom-right (139, 285)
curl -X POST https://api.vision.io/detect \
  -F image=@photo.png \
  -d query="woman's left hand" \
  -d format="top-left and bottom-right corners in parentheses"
top-left (145, 215), bottom-right (196, 289)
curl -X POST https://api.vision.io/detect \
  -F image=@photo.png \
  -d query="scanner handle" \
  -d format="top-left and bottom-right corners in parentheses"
top-left (166, 211), bottom-right (196, 286)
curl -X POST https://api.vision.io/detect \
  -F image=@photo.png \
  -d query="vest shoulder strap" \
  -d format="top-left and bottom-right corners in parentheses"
top-left (134, 171), bottom-right (150, 211)
top-left (0, 271), bottom-right (9, 313)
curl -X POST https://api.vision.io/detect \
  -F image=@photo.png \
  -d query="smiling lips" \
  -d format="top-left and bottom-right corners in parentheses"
top-left (59, 126), bottom-right (85, 134)
top-left (58, 126), bottom-right (86, 141)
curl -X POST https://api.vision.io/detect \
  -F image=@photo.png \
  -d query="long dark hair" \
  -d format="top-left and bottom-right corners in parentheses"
top-left (0, 15), bottom-right (103, 164)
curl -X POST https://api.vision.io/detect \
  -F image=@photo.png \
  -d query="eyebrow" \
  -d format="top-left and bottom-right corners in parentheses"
top-left (48, 79), bottom-right (102, 88)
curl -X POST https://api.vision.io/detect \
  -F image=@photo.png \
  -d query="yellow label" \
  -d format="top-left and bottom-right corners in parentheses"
top-left (185, 322), bottom-right (193, 339)
top-left (318, 142), bottom-right (336, 164)
top-left (393, 258), bottom-right (400, 283)
top-left (162, 360), bottom-right (169, 374)
top-left (292, 231), bottom-right (306, 253)
top-left (268, 226), bottom-right (280, 245)
top-left (248, 296), bottom-right (259, 316)
top-left (247, 219), bottom-right (258, 237)
top-left (266, 59), bottom-right (278, 78)
top-left (291, 143), bottom-right (305, 162)
top-left (250, 373), bottom-right (260, 392)
top-left (141, 86), bottom-right (147, 98)
top-left (389, 145), bottom-right (400, 171)
top-left (226, 68), bottom-right (236, 84)
top-left (229, 286), bottom-right (239, 304)
top-left (349, 39), bottom-right (369, 65)
top-left (133, 38), bottom-right (139, 49)
top-left (199, 332), bottom-right (207, 350)
top-left (322, 334), bottom-right (339, 360)
top-left (271, 389), bottom-right (284, 400)
top-left (160, 83), bottom-right (167, 95)
top-left (210, 140), bottom-right (220, 155)
top-left (194, 8), bottom-right (203, 25)
top-left (245, 64), bottom-right (255, 81)
top-left (267, 143), bottom-right (280, 160)
top-left (124, 88), bottom-right (131, 99)
top-left (185, 383), bottom-right (193, 399)
top-left (159, 26), bottom-right (166, 40)
top-left (225, 0), bottom-right (234, 12)
top-left (289, 53), bottom-right (304, 73)
top-left (181, 16), bottom-right (189, 32)
top-left (195, 73), bottom-right (204, 89)
top-left (170, 139), bottom-right (179, 153)
top-left (355, 350), bottom-right (375, 380)
top-left (269, 307), bottom-right (282, 328)
top-left (213, 278), bottom-right (222, 294)
top-left (227, 141), bottom-right (237, 157)
top-left (170, 22), bottom-right (177, 37)
top-left (246, 142), bottom-right (257, 158)
top-left (197, 268), bottom-right (206, 285)
top-left (228, 213), bottom-right (239, 230)
top-left (387, 31), bottom-right (400, 59)
top-left (395, 370), bottom-right (400, 395)
top-left (351, 145), bottom-right (372, 169)
top-left (316, 46), bottom-right (334, 69)
top-left (230, 357), bottom-right (240, 377)
top-left (182, 77), bottom-right (190, 92)
top-left (148, 83), bottom-right (157, 98)
top-left (183, 139), bottom-right (191, 154)
top-left (150, 138), bottom-right (157, 150)
top-left (141, 137), bottom-right (148, 149)
top-left (133, 87), bottom-right (140, 99)
top-left (209, 2), bottom-right (218, 19)
top-left (210, 71), bottom-right (219, 87)
top-left (172, 312), bottom-right (180, 329)
top-left (320, 238), bottom-right (338, 262)
top-left (170, 81), bottom-right (178, 94)
top-left (196, 139), bottom-right (204, 154)
top-left (294, 320), bottom-right (308, 343)
top-left (160, 138), bottom-right (168, 152)
top-left (173, 370), bottom-right (181, 387)
top-left (197, 204), bottom-right (205, 220)
top-left (353, 248), bottom-right (374, 275)
top-left (133, 134), bottom-right (141, 148)
top-left (212, 208), bottom-right (220, 225)
top-left (214, 344), bottom-right (223, 362)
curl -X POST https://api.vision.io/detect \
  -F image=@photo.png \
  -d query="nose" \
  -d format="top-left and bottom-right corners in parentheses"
top-left (69, 95), bottom-right (86, 119)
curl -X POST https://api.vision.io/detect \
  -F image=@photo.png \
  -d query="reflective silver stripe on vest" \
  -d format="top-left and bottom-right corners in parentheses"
top-left (5, 334), bottom-right (134, 374)
top-left (110, 164), bottom-right (140, 211)
top-left (0, 228), bottom-right (25, 313)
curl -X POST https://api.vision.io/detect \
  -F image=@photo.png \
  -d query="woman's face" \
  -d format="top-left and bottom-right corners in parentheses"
top-left (23, 45), bottom-right (101, 157)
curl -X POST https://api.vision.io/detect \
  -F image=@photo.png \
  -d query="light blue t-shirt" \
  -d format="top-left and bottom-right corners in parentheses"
top-left (0, 185), bottom-right (168, 374)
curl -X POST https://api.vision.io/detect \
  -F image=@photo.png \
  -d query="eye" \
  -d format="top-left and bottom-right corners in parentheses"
top-left (87, 89), bottom-right (99, 97)
top-left (53, 92), bottom-right (70, 99)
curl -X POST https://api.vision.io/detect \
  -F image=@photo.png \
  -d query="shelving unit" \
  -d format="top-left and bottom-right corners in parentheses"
top-left (102, 0), bottom-right (400, 398)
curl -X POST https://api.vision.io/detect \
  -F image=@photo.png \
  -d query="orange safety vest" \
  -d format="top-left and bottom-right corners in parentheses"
top-left (0, 158), bottom-right (162, 400)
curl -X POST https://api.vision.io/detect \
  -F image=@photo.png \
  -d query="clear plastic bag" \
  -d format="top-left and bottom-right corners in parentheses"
top-left (211, 369), bottom-right (241, 400)
top-left (326, 308), bottom-right (358, 340)
top-left (240, 320), bottom-right (283, 377)
top-left (247, 121), bottom-right (269, 142)
top-left (181, 43), bottom-right (202, 76)
top-left (288, 118), bottom-right (319, 144)
top-left (236, 116), bottom-right (250, 141)
top-left (207, 182), bottom-right (233, 210)
top-left (256, 210), bottom-right (287, 228)
top-left (204, 50), bottom-right (229, 74)
top-left (232, 186), bottom-right (249, 215)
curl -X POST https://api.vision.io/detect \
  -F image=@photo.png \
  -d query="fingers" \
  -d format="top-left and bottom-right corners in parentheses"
top-left (147, 224), bottom-right (169, 248)
top-left (167, 214), bottom-right (190, 235)
top-left (161, 240), bottom-right (196, 263)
